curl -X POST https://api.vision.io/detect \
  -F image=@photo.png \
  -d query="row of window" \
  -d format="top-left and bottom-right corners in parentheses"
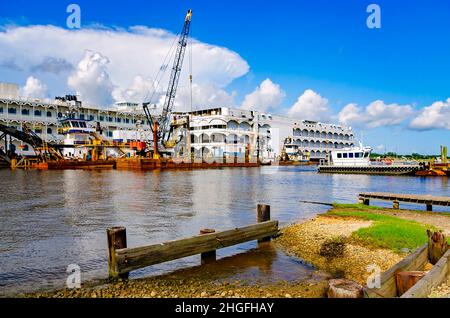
top-left (336, 152), bottom-right (369, 159)
top-left (0, 107), bottom-right (144, 124)
top-left (190, 125), bottom-right (228, 130)
top-left (293, 132), bottom-right (352, 139)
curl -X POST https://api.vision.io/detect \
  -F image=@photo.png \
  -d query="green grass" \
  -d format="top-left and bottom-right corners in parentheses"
top-left (332, 203), bottom-right (383, 210)
top-left (328, 208), bottom-right (435, 252)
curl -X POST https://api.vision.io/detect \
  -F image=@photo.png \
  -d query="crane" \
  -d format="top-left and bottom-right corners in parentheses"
top-left (143, 9), bottom-right (192, 158)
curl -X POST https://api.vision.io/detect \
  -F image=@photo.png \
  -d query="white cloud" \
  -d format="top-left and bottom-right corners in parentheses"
top-left (339, 100), bottom-right (414, 128)
top-left (68, 50), bottom-right (115, 107)
top-left (21, 76), bottom-right (47, 98)
top-left (176, 83), bottom-right (236, 111)
top-left (112, 75), bottom-right (157, 104)
top-left (0, 25), bottom-right (249, 108)
top-left (410, 98), bottom-right (450, 130)
top-left (241, 79), bottom-right (285, 112)
top-left (288, 89), bottom-right (331, 122)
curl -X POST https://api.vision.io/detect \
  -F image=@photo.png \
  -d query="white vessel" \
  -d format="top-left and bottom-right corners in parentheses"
top-left (318, 143), bottom-right (422, 175)
top-left (327, 143), bottom-right (372, 166)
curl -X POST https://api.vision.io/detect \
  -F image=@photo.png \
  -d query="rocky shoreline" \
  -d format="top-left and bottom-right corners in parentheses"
top-left (21, 205), bottom-right (450, 298)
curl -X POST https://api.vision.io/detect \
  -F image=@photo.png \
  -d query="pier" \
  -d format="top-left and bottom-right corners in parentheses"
top-left (358, 192), bottom-right (450, 211)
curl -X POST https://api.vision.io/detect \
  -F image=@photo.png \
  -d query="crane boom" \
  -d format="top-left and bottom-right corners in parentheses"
top-left (143, 9), bottom-right (192, 152)
top-left (160, 9), bottom-right (192, 138)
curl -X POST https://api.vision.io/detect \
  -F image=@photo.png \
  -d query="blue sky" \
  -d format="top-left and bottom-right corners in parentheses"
top-left (1, 0), bottom-right (449, 154)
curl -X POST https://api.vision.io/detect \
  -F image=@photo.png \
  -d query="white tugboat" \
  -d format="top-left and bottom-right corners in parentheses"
top-left (318, 143), bottom-right (423, 175)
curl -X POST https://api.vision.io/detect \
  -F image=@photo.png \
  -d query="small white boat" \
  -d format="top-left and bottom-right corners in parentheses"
top-left (318, 143), bottom-right (422, 175)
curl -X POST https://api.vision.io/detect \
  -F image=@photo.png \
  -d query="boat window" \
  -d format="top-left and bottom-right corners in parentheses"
top-left (72, 121), bottom-right (80, 128)
top-left (355, 152), bottom-right (362, 158)
top-left (364, 152), bottom-right (369, 158)
top-left (337, 153), bottom-right (342, 159)
top-left (349, 153), bottom-right (354, 158)
top-left (343, 153), bottom-right (348, 158)
top-left (80, 122), bottom-right (87, 128)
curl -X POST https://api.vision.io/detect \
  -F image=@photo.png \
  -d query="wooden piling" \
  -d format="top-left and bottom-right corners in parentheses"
top-left (393, 200), bottom-right (400, 209)
top-left (395, 271), bottom-right (427, 296)
top-left (257, 204), bottom-right (271, 243)
top-left (107, 227), bottom-right (128, 279)
top-left (200, 229), bottom-right (216, 264)
top-left (427, 230), bottom-right (449, 265)
top-left (358, 196), bottom-right (370, 205)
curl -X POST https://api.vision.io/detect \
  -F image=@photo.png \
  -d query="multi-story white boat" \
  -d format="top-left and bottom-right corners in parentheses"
top-left (1, 82), bottom-right (355, 163)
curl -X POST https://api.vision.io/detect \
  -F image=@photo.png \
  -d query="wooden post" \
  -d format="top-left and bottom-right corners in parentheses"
top-left (327, 279), bottom-right (364, 298)
top-left (395, 271), bottom-right (427, 296)
top-left (426, 204), bottom-right (433, 212)
top-left (427, 230), bottom-right (449, 265)
top-left (257, 204), bottom-right (271, 243)
top-left (393, 200), bottom-right (400, 209)
top-left (200, 229), bottom-right (216, 264)
top-left (358, 196), bottom-right (369, 205)
top-left (107, 227), bottom-right (128, 279)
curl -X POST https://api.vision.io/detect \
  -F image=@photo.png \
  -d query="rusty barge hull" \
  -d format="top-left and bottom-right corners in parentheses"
top-left (33, 160), bottom-right (116, 170)
top-left (115, 158), bottom-right (260, 171)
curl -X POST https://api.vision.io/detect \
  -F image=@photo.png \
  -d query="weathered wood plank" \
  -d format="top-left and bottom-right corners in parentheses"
top-left (359, 192), bottom-right (450, 207)
top-left (401, 248), bottom-right (450, 298)
top-left (115, 220), bottom-right (279, 274)
top-left (364, 244), bottom-right (429, 298)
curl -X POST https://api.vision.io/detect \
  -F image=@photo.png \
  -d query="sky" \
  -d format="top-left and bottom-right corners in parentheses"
top-left (0, 0), bottom-right (449, 154)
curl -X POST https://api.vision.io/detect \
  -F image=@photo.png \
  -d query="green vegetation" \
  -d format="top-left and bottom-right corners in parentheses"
top-left (328, 206), bottom-right (435, 252)
top-left (370, 152), bottom-right (445, 160)
top-left (332, 203), bottom-right (382, 210)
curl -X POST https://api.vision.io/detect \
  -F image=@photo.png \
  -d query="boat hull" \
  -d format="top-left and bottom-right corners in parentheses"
top-left (318, 165), bottom-right (420, 176)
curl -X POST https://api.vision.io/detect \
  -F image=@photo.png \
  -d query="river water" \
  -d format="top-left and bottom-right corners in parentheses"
top-left (0, 166), bottom-right (449, 296)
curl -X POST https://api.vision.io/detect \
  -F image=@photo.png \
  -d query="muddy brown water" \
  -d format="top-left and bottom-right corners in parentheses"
top-left (0, 166), bottom-right (448, 296)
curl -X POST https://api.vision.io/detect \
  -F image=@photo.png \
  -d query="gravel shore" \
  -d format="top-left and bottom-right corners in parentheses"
top-left (276, 214), bottom-right (403, 285)
top-left (22, 206), bottom-right (449, 298)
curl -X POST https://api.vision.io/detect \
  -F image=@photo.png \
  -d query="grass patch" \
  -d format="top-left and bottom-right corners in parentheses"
top-left (328, 208), bottom-right (435, 252)
top-left (332, 203), bottom-right (383, 210)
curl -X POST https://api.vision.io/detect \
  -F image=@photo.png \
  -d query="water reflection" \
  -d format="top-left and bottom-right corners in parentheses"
top-left (0, 167), bottom-right (448, 296)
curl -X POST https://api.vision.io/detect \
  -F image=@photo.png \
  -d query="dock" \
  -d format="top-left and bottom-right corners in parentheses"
top-left (358, 192), bottom-right (450, 211)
